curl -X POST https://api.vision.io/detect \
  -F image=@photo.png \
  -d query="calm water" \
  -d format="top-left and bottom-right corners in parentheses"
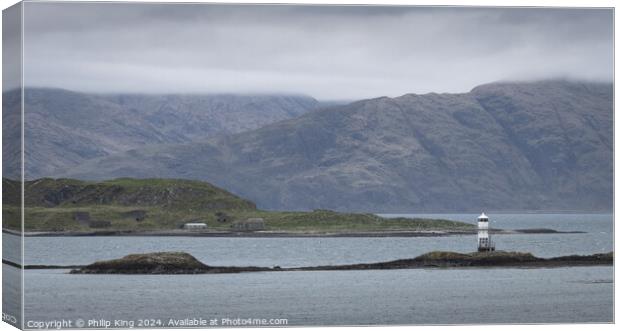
top-left (17, 213), bottom-right (614, 267)
top-left (3, 213), bottom-right (615, 326)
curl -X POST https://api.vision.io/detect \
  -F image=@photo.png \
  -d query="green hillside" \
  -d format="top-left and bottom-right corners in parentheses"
top-left (2, 177), bottom-right (474, 233)
top-left (14, 177), bottom-right (256, 210)
top-left (3, 177), bottom-right (255, 231)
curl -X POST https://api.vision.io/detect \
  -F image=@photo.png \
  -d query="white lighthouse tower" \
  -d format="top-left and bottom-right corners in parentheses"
top-left (477, 212), bottom-right (495, 252)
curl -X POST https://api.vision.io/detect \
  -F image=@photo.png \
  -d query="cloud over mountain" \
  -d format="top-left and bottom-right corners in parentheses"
top-left (62, 80), bottom-right (613, 212)
top-left (20, 3), bottom-right (613, 99)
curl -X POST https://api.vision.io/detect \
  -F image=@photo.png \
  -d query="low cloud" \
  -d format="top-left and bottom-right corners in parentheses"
top-left (19, 3), bottom-right (613, 100)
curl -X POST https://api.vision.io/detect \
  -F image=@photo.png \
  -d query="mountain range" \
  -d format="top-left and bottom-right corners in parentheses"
top-left (47, 80), bottom-right (612, 212)
top-left (2, 88), bottom-right (319, 179)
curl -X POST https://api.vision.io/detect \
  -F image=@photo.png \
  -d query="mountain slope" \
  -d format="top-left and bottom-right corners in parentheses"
top-left (3, 176), bottom-right (256, 231)
top-left (2, 88), bottom-right (319, 179)
top-left (2, 177), bottom-right (474, 233)
top-left (3, 177), bottom-right (257, 211)
top-left (63, 80), bottom-right (613, 212)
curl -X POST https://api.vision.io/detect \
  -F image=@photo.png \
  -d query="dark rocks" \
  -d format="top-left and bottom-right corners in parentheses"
top-left (73, 211), bottom-right (110, 228)
top-left (70, 252), bottom-right (211, 274)
top-left (88, 220), bottom-right (112, 228)
top-left (69, 252), bottom-right (272, 275)
top-left (413, 251), bottom-right (540, 267)
top-left (306, 251), bottom-right (614, 270)
top-left (123, 210), bottom-right (147, 222)
top-left (513, 228), bottom-right (585, 234)
top-left (73, 212), bottom-right (91, 226)
top-left (215, 211), bottom-right (232, 223)
top-left (69, 250), bottom-right (613, 275)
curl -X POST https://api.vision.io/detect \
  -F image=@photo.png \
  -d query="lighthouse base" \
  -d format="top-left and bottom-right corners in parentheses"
top-left (478, 246), bottom-right (495, 252)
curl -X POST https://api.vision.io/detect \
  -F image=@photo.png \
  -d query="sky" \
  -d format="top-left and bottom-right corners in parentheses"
top-left (11, 2), bottom-right (615, 100)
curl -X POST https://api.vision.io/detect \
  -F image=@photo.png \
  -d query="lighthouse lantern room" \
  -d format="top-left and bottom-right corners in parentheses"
top-left (477, 212), bottom-right (495, 252)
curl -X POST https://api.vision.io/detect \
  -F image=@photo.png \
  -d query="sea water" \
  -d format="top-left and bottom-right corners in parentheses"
top-left (3, 213), bottom-right (614, 326)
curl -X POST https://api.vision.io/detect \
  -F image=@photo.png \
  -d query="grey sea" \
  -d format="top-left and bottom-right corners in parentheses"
top-left (3, 213), bottom-right (614, 327)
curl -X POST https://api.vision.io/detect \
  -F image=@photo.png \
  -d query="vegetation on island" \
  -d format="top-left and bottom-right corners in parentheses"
top-left (2, 177), bottom-right (474, 233)
top-left (69, 252), bottom-right (273, 274)
top-left (68, 250), bottom-right (614, 274)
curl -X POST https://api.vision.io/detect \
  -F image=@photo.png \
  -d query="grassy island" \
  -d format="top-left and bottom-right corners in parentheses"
top-left (3, 177), bottom-right (474, 234)
top-left (66, 251), bottom-right (614, 274)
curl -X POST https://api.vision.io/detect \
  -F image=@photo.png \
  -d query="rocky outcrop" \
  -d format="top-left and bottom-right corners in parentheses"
top-left (70, 252), bottom-right (208, 274)
top-left (69, 252), bottom-right (272, 274)
top-left (123, 210), bottom-right (147, 222)
top-left (68, 251), bottom-right (613, 275)
top-left (307, 251), bottom-right (613, 270)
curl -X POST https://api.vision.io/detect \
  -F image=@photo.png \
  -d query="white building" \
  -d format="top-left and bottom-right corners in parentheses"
top-left (477, 213), bottom-right (495, 252)
top-left (183, 222), bottom-right (208, 231)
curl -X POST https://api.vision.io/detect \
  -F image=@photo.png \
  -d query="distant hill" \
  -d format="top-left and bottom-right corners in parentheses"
top-left (61, 80), bottom-right (612, 212)
top-left (2, 177), bottom-right (473, 233)
top-left (2, 88), bottom-right (319, 179)
top-left (3, 177), bottom-right (256, 211)
top-left (2, 177), bottom-right (255, 231)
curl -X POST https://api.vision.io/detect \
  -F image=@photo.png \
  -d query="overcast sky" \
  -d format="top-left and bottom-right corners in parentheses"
top-left (14, 2), bottom-right (614, 100)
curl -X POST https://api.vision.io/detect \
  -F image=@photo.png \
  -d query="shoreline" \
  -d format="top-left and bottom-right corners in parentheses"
top-left (3, 261), bottom-right (614, 271)
top-left (2, 228), bottom-right (584, 238)
top-left (5, 249), bottom-right (611, 273)
top-left (14, 251), bottom-right (608, 274)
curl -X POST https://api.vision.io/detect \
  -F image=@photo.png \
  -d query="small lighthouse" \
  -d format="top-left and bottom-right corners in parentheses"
top-left (477, 212), bottom-right (495, 252)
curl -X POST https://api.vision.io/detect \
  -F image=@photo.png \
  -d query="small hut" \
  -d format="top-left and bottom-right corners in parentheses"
top-left (231, 218), bottom-right (265, 231)
top-left (183, 222), bottom-right (208, 231)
